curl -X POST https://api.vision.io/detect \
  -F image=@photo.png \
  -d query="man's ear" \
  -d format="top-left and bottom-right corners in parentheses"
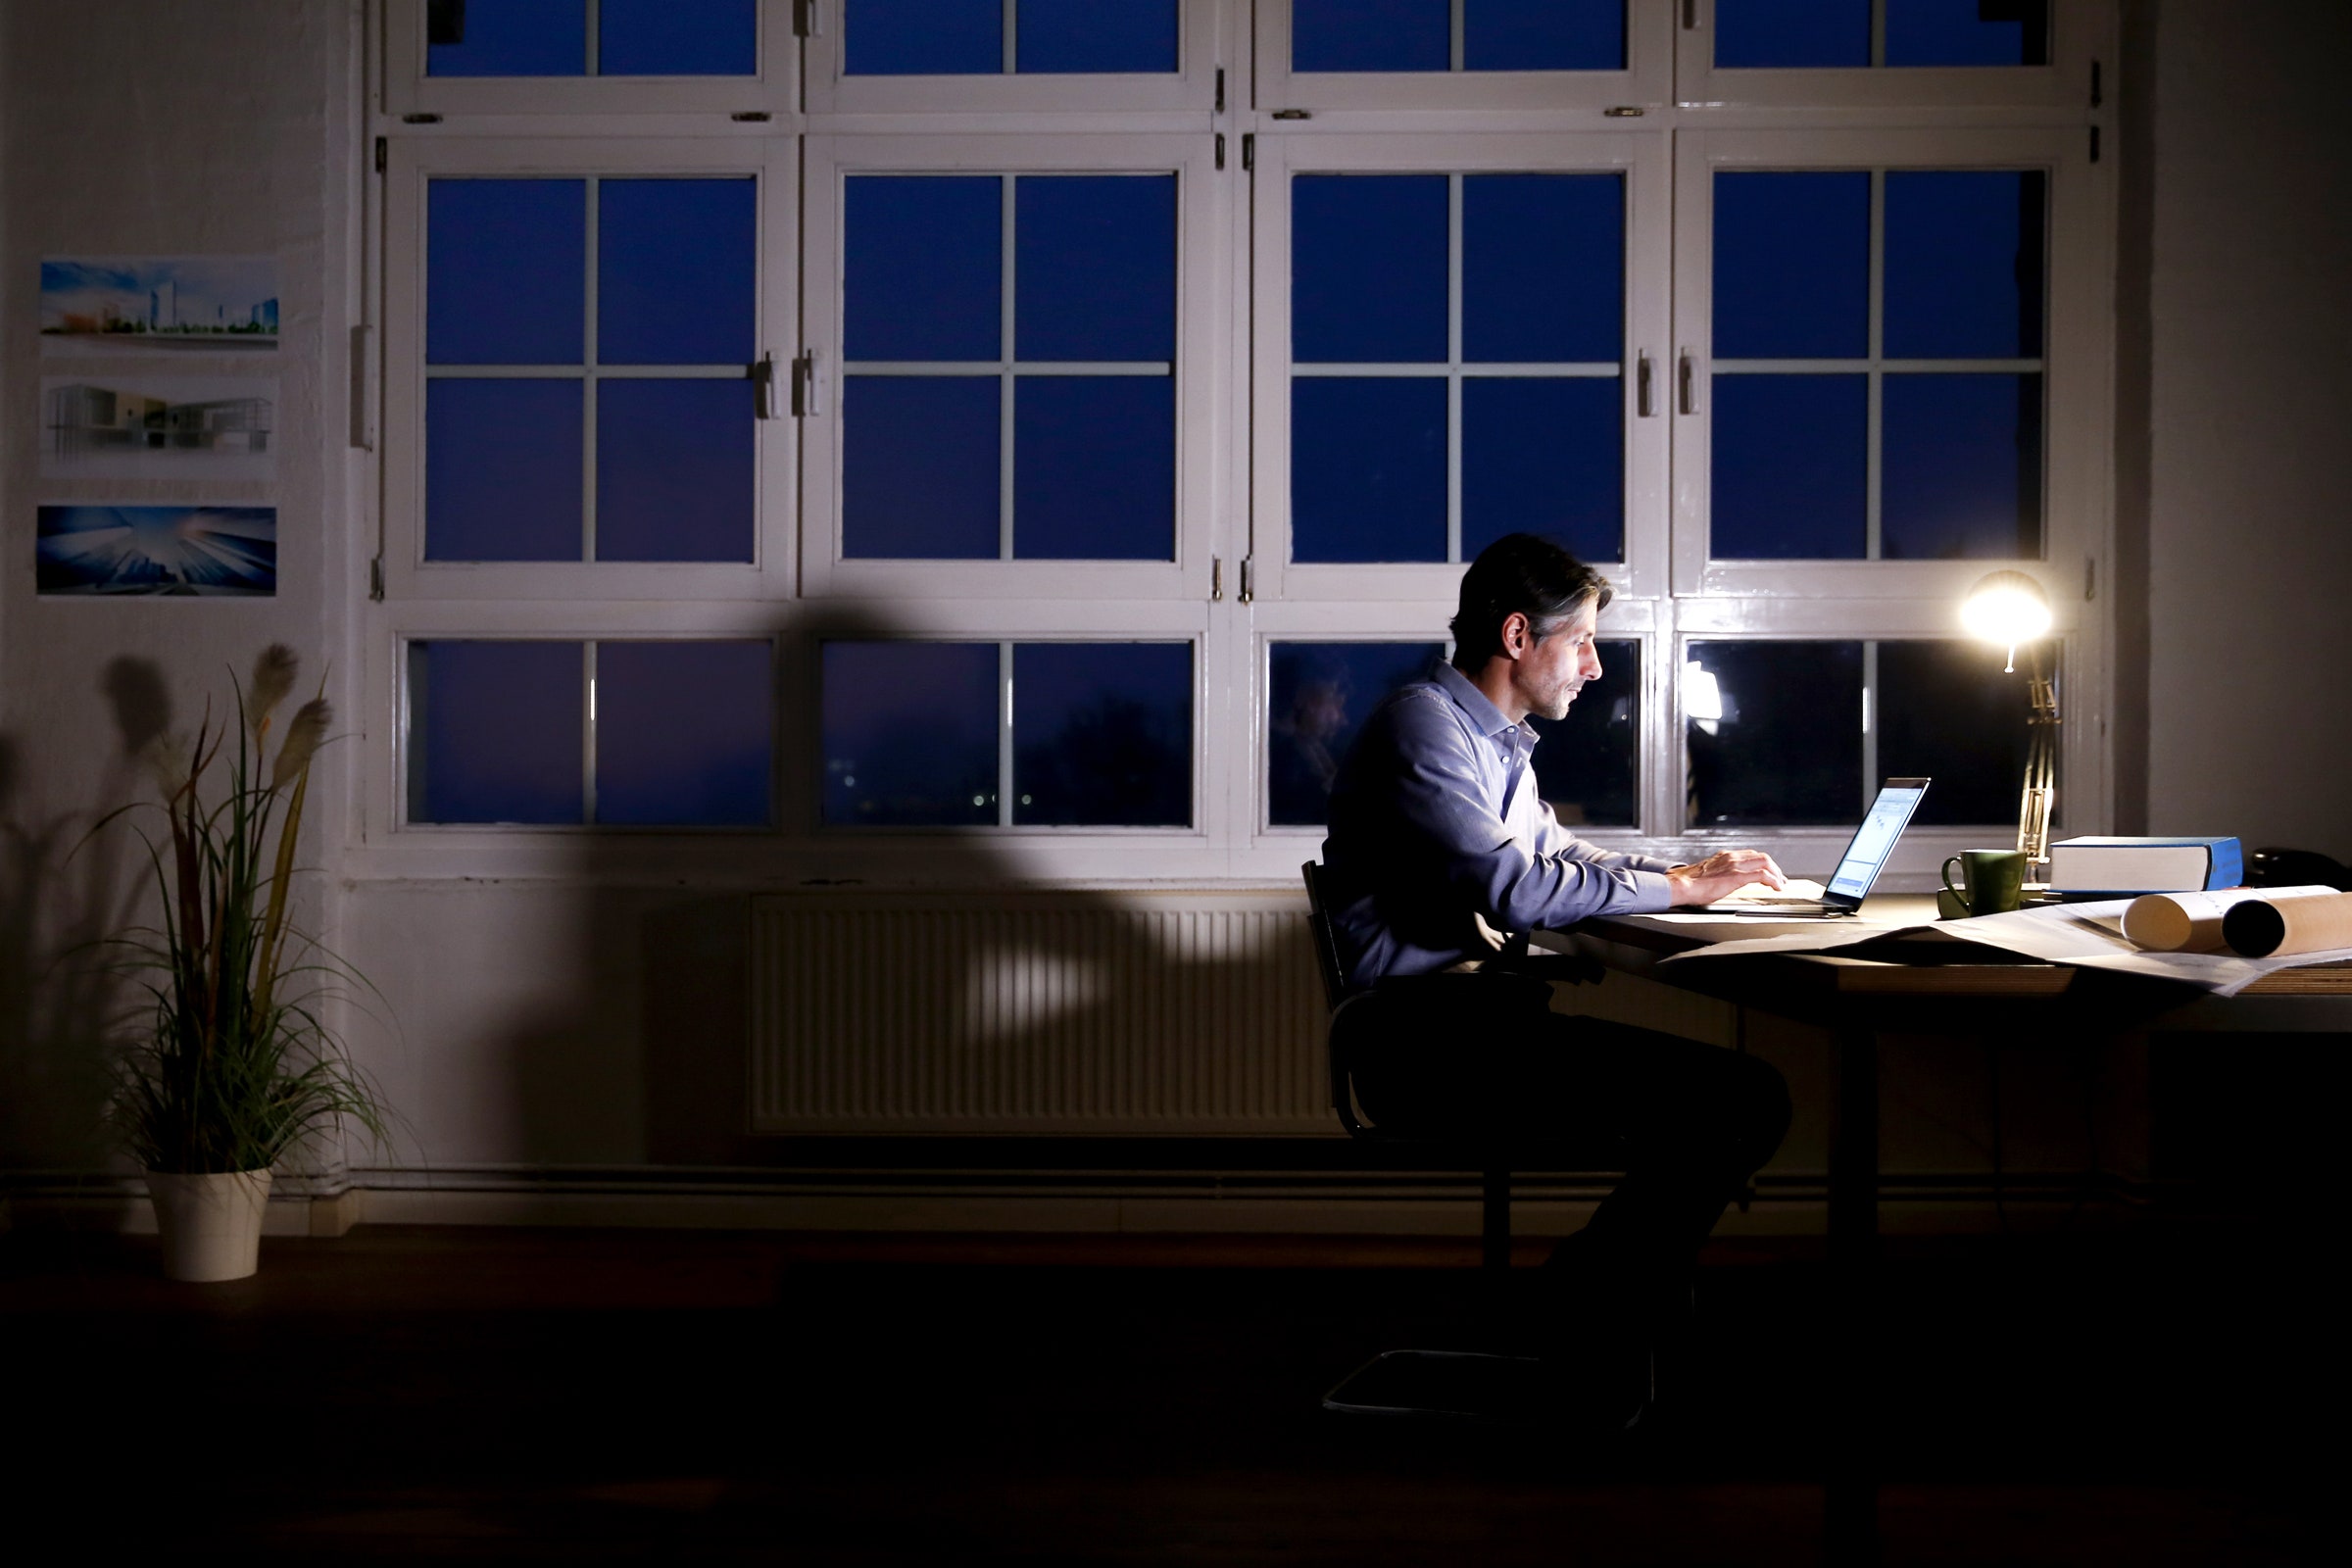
top-left (1498, 611), bottom-right (1531, 660)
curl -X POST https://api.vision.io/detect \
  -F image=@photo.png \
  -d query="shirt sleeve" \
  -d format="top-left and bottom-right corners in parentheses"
top-left (1384, 693), bottom-right (1674, 929)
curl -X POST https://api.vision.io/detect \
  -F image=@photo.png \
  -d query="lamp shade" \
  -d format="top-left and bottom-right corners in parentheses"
top-left (1959, 569), bottom-right (2051, 647)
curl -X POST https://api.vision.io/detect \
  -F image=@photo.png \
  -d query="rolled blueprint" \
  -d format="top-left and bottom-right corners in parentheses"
top-left (2220, 889), bottom-right (2352, 957)
top-left (2122, 884), bottom-right (2341, 953)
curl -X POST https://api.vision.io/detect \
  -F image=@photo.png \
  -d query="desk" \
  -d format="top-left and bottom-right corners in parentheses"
top-left (1537, 893), bottom-right (2352, 1263)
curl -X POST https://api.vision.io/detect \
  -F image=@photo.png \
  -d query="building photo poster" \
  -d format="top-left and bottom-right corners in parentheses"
top-left (36, 504), bottom-right (277, 597)
top-left (38, 374), bottom-right (278, 480)
top-left (39, 256), bottom-right (279, 353)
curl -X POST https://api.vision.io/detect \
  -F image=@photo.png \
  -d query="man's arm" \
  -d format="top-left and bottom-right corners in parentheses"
top-left (1529, 798), bottom-right (1787, 906)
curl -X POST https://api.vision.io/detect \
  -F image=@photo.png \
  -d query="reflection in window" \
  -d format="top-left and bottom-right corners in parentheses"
top-left (822, 641), bottom-right (1194, 828)
top-left (409, 640), bottom-right (584, 824)
top-left (1294, 1), bottom-right (1626, 73)
top-left (842, 173), bottom-right (1177, 561)
top-left (426, 0), bottom-right (759, 76)
top-left (846, 0), bottom-right (1178, 75)
top-left (1876, 640), bottom-right (2036, 826)
top-left (425, 176), bottom-right (757, 564)
top-left (1715, 0), bottom-right (2048, 70)
top-left (1685, 642), bottom-right (1863, 827)
top-left (1292, 172), bottom-right (1626, 564)
top-left (1530, 639), bottom-right (1639, 827)
top-left (1710, 168), bottom-right (2044, 562)
top-left (1267, 643), bottom-right (1443, 827)
top-left (594, 641), bottom-right (772, 826)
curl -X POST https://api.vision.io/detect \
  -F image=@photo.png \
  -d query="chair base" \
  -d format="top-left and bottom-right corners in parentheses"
top-left (1323, 1348), bottom-right (1645, 1430)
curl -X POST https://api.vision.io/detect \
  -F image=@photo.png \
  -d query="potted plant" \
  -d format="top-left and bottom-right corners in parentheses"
top-left (102, 645), bottom-right (387, 1282)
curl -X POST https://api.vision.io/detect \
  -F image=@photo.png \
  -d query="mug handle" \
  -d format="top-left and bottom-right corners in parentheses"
top-left (1941, 855), bottom-right (1966, 899)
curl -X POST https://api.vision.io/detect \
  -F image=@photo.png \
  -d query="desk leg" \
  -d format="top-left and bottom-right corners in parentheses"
top-left (1823, 1027), bottom-right (1881, 1566)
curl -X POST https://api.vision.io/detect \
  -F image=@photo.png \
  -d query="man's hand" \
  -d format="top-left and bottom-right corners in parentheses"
top-left (1665, 850), bottom-right (1788, 907)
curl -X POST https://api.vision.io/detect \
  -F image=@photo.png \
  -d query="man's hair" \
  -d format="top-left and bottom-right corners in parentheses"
top-left (1448, 533), bottom-right (1613, 667)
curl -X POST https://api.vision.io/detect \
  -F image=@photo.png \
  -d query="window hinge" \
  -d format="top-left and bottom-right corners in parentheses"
top-left (1637, 352), bottom-right (1654, 417)
top-left (1271, 108), bottom-right (1310, 121)
top-left (793, 0), bottom-right (821, 38)
top-left (368, 557), bottom-right (385, 603)
top-left (1242, 133), bottom-right (1254, 172)
top-left (1678, 350), bottom-right (1697, 416)
top-left (350, 323), bottom-right (376, 449)
top-left (1239, 557), bottom-right (1255, 604)
top-left (2089, 124), bottom-right (2101, 163)
top-left (2084, 558), bottom-right (2097, 601)
top-left (1682, 0), bottom-right (1698, 28)
top-left (790, 350), bottom-right (821, 416)
top-left (1210, 557), bottom-right (1223, 602)
top-left (373, 135), bottom-right (386, 173)
top-left (1215, 132), bottom-right (1225, 171)
top-left (1214, 67), bottom-right (1225, 114)
top-left (2091, 60), bottom-right (2103, 110)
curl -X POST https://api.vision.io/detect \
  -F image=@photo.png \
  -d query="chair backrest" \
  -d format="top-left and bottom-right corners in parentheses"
top-left (1298, 860), bottom-right (1351, 1014)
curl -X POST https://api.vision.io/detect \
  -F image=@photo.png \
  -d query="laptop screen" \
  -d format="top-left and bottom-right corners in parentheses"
top-left (1824, 779), bottom-right (1931, 906)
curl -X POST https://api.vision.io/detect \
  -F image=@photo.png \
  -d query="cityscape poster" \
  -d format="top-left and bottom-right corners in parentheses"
top-left (39, 374), bottom-right (278, 480)
top-left (39, 256), bottom-right (278, 352)
top-left (36, 505), bottom-right (276, 597)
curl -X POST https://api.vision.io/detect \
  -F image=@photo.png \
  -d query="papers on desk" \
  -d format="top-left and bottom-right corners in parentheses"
top-left (1655, 898), bottom-right (2352, 997)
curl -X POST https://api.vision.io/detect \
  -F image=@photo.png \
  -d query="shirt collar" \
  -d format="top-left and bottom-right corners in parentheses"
top-left (1431, 659), bottom-right (1529, 744)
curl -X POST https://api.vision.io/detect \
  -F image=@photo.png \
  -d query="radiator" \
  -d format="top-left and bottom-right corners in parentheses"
top-left (749, 888), bottom-right (1334, 1136)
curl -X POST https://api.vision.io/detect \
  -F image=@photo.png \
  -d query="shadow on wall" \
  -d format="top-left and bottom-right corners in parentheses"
top-left (0, 657), bottom-right (174, 1173)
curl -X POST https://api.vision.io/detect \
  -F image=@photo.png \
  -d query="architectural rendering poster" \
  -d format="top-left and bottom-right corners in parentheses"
top-left (38, 374), bottom-right (278, 480)
top-left (39, 256), bottom-right (279, 352)
top-left (36, 505), bottom-right (277, 597)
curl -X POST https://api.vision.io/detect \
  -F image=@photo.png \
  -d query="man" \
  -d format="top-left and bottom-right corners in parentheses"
top-left (1319, 533), bottom-right (1792, 1410)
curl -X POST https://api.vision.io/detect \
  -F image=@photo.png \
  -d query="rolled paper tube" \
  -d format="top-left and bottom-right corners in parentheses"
top-left (2221, 890), bottom-right (2352, 958)
top-left (2122, 884), bottom-right (2342, 953)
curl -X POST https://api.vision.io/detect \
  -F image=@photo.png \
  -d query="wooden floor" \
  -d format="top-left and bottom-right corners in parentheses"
top-left (0, 1222), bottom-right (2326, 1564)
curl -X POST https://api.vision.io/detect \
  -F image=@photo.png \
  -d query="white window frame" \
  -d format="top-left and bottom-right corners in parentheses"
top-left (803, 0), bottom-right (1225, 117)
top-left (799, 133), bottom-right (1227, 602)
top-left (382, 0), bottom-right (800, 120)
top-left (1254, 0), bottom-right (1675, 115)
top-left (379, 135), bottom-right (799, 603)
top-left (1250, 130), bottom-right (1671, 606)
top-left (1675, 0), bottom-right (2100, 111)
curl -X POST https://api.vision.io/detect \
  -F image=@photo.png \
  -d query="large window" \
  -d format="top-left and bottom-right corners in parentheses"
top-left (369, 0), bottom-right (2116, 880)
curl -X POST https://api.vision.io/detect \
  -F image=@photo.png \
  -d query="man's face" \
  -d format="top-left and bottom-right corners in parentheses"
top-left (1508, 601), bottom-right (1602, 722)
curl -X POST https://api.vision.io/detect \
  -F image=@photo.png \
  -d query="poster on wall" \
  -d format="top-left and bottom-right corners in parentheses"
top-left (36, 504), bottom-right (276, 597)
top-left (39, 256), bottom-right (278, 353)
top-left (38, 374), bottom-right (278, 480)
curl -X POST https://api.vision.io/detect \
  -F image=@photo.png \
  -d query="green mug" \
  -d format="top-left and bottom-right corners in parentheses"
top-left (1941, 849), bottom-right (2028, 917)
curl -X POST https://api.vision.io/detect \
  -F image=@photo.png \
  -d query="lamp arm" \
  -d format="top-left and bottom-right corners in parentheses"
top-left (2016, 642), bottom-right (2060, 874)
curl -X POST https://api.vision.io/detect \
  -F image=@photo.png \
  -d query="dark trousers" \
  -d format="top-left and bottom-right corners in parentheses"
top-left (1346, 976), bottom-right (1792, 1317)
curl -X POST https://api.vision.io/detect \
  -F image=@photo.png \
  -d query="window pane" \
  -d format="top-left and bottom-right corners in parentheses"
top-left (426, 378), bottom-right (582, 562)
top-left (1876, 641), bottom-right (2035, 827)
top-left (596, 641), bottom-right (771, 825)
top-left (1013, 377), bottom-right (1173, 561)
top-left (1461, 378), bottom-right (1621, 564)
top-left (1268, 643), bottom-right (1442, 828)
top-left (427, 0), bottom-right (585, 76)
top-left (1466, 0), bottom-right (1626, 72)
top-left (599, 178), bottom-right (757, 367)
top-left (845, 176), bottom-right (1002, 363)
top-left (408, 641), bottom-right (583, 824)
top-left (822, 642), bottom-right (999, 826)
top-left (1013, 643), bottom-right (1192, 827)
top-left (1295, 0), bottom-right (1449, 73)
top-left (599, 0), bottom-right (758, 74)
top-left (1293, 175), bottom-right (1448, 364)
top-left (1686, 642), bottom-right (1863, 827)
top-left (846, 0), bottom-right (1001, 74)
top-left (428, 180), bottom-right (583, 366)
top-left (596, 378), bottom-right (756, 562)
top-left (1015, 175), bottom-right (1175, 364)
top-left (1530, 639), bottom-right (1639, 828)
top-left (1881, 373), bottom-right (2041, 561)
top-left (1463, 173), bottom-right (1622, 365)
top-left (1715, 0), bottom-right (1870, 68)
top-left (1886, 0), bottom-right (2048, 68)
top-left (1711, 374), bottom-right (1866, 560)
top-left (842, 376), bottom-right (1000, 559)
top-left (1713, 172), bottom-right (1868, 360)
top-left (1292, 377), bottom-right (1446, 563)
top-left (1885, 171), bottom-right (2044, 360)
top-left (1017, 0), bottom-right (1178, 73)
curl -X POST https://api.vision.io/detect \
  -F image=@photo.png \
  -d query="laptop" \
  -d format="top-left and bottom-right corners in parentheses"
top-left (1704, 777), bottom-right (1933, 918)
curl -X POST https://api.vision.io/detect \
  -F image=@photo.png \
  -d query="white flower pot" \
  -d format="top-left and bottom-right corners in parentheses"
top-left (145, 1168), bottom-right (273, 1283)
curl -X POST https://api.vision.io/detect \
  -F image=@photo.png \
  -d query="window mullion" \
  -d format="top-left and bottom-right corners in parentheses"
top-left (1865, 167), bottom-right (1885, 562)
top-left (1001, 174), bottom-right (1018, 562)
top-left (1446, 172), bottom-right (1464, 565)
top-left (998, 641), bottom-right (1016, 827)
top-left (584, 175), bottom-right (601, 564)
top-left (582, 640), bottom-right (600, 826)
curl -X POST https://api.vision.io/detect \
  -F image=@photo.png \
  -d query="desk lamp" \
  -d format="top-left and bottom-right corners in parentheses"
top-left (1960, 570), bottom-right (2057, 883)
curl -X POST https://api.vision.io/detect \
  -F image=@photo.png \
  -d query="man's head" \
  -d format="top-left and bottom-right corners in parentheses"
top-left (1448, 534), bottom-right (1612, 723)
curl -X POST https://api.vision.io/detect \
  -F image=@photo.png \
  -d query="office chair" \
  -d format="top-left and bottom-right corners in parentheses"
top-left (1301, 860), bottom-right (1624, 1422)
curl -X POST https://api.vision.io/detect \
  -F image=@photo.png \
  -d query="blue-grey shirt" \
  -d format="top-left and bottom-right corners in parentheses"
top-left (1320, 661), bottom-right (1675, 988)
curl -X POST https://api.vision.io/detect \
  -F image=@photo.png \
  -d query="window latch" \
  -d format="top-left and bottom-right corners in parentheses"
top-left (790, 350), bottom-right (821, 417)
top-left (751, 353), bottom-right (778, 418)
top-left (793, 0), bottom-right (822, 38)
top-left (1210, 557), bottom-right (1223, 602)
top-left (1637, 352), bottom-right (1654, 418)
top-left (1678, 350), bottom-right (1697, 416)
top-left (1239, 557), bottom-right (1255, 605)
